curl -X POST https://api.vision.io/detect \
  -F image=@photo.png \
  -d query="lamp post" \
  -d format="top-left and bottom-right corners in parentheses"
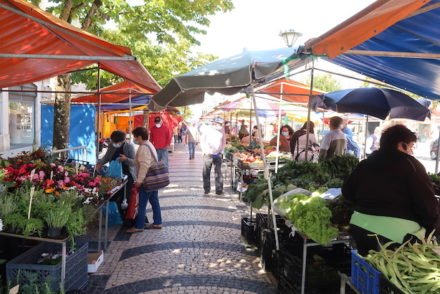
top-left (279, 29), bottom-right (302, 47)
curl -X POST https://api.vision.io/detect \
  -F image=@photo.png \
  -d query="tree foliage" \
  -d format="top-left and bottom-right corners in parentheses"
top-left (306, 73), bottom-right (342, 93)
top-left (36, 0), bottom-right (233, 88)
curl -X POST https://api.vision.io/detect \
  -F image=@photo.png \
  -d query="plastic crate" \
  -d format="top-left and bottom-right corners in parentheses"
top-left (240, 217), bottom-right (257, 246)
top-left (6, 238), bottom-right (88, 292)
top-left (380, 276), bottom-right (404, 294)
top-left (351, 250), bottom-right (381, 294)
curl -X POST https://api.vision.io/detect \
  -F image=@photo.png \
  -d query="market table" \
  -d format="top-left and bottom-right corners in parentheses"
top-left (93, 176), bottom-right (128, 252)
top-left (0, 232), bottom-right (70, 287)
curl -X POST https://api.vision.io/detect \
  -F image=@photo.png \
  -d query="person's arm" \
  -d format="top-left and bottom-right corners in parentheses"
top-left (407, 159), bottom-right (440, 232)
top-left (122, 143), bottom-right (136, 167)
top-left (269, 136), bottom-right (277, 146)
top-left (97, 146), bottom-right (114, 166)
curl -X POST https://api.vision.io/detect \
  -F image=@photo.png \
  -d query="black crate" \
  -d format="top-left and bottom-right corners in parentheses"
top-left (260, 229), bottom-right (278, 274)
top-left (380, 276), bottom-right (404, 294)
top-left (255, 213), bottom-right (285, 251)
top-left (6, 238), bottom-right (88, 293)
top-left (240, 217), bottom-right (257, 246)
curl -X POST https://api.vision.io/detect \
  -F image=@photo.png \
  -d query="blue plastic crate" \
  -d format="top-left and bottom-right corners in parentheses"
top-left (6, 238), bottom-right (88, 293)
top-left (351, 250), bottom-right (381, 294)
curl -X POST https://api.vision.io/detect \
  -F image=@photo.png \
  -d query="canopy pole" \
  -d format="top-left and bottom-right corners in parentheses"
top-left (275, 83), bottom-right (284, 173)
top-left (129, 89), bottom-right (133, 141)
top-left (305, 60), bottom-right (315, 160)
top-left (435, 126), bottom-right (440, 174)
top-left (96, 64), bottom-right (102, 161)
top-left (249, 97), bottom-right (253, 148)
top-left (363, 115), bottom-right (369, 159)
top-left (250, 86), bottom-right (279, 251)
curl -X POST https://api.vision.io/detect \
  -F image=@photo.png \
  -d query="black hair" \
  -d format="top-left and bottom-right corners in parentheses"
top-left (301, 121), bottom-right (315, 134)
top-left (132, 127), bottom-right (149, 140)
top-left (330, 116), bottom-right (343, 129)
top-left (280, 124), bottom-right (294, 136)
top-left (380, 125), bottom-right (417, 150)
top-left (110, 130), bottom-right (126, 143)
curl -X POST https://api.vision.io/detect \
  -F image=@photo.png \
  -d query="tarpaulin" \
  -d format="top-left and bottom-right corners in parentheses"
top-left (99, 95), bottom-right (151, 112)
top-left (305, 0), bottom-right (428, 58)
top-left (72, 81), bottom-right (154, 103)
top-left (0, 0), bottom-right (160, 92)
top-left (133, 112), bottom-right (183, 130)
top-left (303, 0), bottom-right (440, 99)
top-left (258, 79), bottom-right (323, 104)
top-left (41, 104), bottom-right (96, 164)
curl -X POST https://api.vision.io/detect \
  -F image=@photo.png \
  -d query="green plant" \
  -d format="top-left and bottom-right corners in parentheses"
top-left (44, 201), bottom-right (71, 229)
top-left (23, 218), bottom-right (44, 237)
top-left (3, 213), bottom-right (27, 233)
top-left (0, 195), bottom-right (17, 218)
top-left (66, 208), bottom-right (86, 238)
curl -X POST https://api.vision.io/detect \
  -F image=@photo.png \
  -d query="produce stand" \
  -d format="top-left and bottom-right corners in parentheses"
top-left (93, 176), bottom-right (128, 252)
top-left (294, 230), bottom-right (351, 294)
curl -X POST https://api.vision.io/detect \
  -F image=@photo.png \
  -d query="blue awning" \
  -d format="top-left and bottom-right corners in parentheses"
top-left (327, 0), bottom-right (440, 99)
top-left (100, 95), bottom-right (151, 111)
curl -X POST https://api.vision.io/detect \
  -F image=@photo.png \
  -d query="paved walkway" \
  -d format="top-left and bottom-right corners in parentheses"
top-left (85, 144), bottom-right (276, 294)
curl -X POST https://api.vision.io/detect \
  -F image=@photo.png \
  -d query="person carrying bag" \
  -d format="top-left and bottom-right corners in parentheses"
top-left (290, 121), bottom-right (319, 162)
top-left (123, 127), bottom-right (164, 233)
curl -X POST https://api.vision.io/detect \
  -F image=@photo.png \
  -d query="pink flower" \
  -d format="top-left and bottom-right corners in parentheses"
top-left (64, 177), bottom-right (71, 184)
top-left (39, 170), bottom-right (45, 179)
top-left (50, 163), bottom-right (56, 168)
top-left (33, 174), bottom-right (40, 181)
top-left (57, 166), bottom-right (64, 173)
top-left (57, 180), bottom-right (65, 188)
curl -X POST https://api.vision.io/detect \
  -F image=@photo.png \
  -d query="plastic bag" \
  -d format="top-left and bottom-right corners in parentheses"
top-left (125, 187), bottom-right (139, 220)
top-left (106, 160), bottom-right (123, 179)
top-left (102, 201), bottom-right (123, 226)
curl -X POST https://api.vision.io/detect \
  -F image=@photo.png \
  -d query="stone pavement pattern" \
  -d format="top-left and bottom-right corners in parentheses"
top-left (85, 144), bottom-right (276, 294)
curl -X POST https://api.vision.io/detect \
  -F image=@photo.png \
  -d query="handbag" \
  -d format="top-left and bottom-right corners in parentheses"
top-left (106, 160), bottom-right (123, 178)
top-left (102, 201), bottom-right (123, 225)
top-left (142, 143), bottom-right (170, 191)
top-left (125, 186), bottom-right (139, 220)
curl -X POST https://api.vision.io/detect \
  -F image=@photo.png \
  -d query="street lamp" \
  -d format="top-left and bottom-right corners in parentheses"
top-left (279, 29), bottom-right (302, 47)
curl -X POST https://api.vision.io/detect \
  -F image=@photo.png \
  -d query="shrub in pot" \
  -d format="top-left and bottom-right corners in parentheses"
top-left (44, 201), bottom-right (71, 238)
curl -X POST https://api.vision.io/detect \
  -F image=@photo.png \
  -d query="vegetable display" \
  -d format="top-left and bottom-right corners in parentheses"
top-left (275, 193), bottom-right (338, 245)
top-left (366, 232), bottom-right (440, 293)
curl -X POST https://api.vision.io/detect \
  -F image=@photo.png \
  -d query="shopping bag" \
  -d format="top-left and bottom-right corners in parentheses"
top-left (102, 201), bottom-right (123, 225)
top-left (106, 160), bottom-right (123, 178)
top-left (125, 187), bottom-right (139, 220)
top-left (142, 144), bottom-right (170, 191)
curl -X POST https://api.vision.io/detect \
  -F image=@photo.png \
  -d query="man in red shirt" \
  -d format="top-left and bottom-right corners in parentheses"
top-left (149, 116), bottom-right (172, 168)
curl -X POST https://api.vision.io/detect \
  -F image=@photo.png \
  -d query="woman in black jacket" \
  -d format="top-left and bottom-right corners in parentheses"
top-left (342, 125), bottom-right (440, 256)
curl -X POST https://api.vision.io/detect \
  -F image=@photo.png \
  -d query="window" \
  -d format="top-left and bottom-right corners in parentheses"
top-left (8, 84), bottom-right (36, 147)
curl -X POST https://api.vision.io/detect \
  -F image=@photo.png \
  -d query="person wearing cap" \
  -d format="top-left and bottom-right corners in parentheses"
top-left (199, 117), bottom-right (226, 195)
top-left (149, 116), bottom-right (172, 168)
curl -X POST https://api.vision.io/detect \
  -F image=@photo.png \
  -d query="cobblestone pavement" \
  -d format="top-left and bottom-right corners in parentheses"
top-left (85, 144), bottom-right (276, 294)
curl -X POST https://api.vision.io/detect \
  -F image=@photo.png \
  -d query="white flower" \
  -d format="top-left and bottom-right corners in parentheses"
top-left (0, 219), bottom-right (3, 232)
top-left (83, 198), bottom-right (91, 205)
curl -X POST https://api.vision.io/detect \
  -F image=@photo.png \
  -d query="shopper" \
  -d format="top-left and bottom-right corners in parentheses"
top-left (343, 125), bottom-right (440, 256)
top-left (238, 122), bottom-right (249, 140)
top-left (96, 130), bottom-right (135, 222)
top-left (199, 117), bottom-right (226, 195)
top-left (149, 116), bottom-right (172, 168)
top-left (290, 121), bottom-right (318, 161)
top-left (365, 127), bottom-right (380, 157)
top-left (270, 125), bottom-right (293, 152)
top-left (319, 116), bottom-right (346, 161)
top-left (125, 127), bottom-right (162, 233)
top-left (342, 123), bottom-right (360, 158)
top-left (184, 122), bottom-right (198, 160)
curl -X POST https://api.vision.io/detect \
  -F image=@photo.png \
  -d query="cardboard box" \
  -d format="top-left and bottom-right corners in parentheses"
top-left (87, 251), bottom-right (104, 273)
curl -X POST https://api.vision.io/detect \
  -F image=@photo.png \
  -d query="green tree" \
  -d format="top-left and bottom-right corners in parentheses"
top-left (306, 73), bottom-right (342, 93)
top-left (30, 0), bottom-right (233, 149)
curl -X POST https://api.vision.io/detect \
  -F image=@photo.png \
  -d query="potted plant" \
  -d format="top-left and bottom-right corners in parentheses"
top-left (44, 201), bottom-right (71, 238)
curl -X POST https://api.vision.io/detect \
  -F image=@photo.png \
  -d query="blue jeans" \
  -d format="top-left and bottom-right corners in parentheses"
top-left (135, 187), bottom-right (162, 229)
top-left (188, 142), bottom-right (195, 159)
top-left (156, 148), bottom-right (169, 169)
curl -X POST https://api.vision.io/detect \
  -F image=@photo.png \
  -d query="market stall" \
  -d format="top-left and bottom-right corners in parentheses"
top-left (0, 147), bottom-right (127, 292)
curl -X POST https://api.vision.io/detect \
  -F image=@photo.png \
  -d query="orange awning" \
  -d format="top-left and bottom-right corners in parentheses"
top-left (258, 79), bottom-right (323, 104)
top-left (72, 81), bottom-right (154, 103)
top-left (0, 0), bottom-right (160, 91)
top-left (305, 0), bottom-right (429, 58)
